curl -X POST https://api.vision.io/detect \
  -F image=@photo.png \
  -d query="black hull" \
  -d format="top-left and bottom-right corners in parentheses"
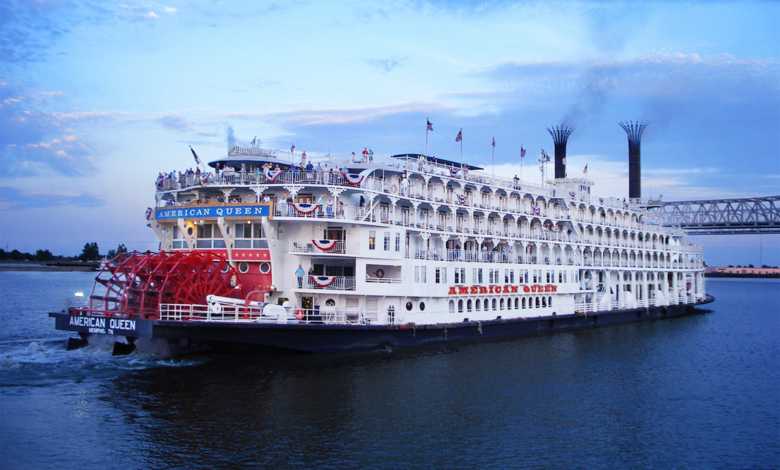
top-left (51, 295), bottom-right (715, 354)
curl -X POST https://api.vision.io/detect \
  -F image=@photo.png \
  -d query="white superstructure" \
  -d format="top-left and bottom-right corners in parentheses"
top-left (149, 146), bottom-right (706, 326)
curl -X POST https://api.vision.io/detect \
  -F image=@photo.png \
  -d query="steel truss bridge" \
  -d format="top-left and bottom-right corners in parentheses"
top-left (650, 196), bottom-right (780, 235)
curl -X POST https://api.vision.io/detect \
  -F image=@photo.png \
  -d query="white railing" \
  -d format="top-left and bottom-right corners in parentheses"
top-left (288, 239), bottom-right (358, 255)
top-left (298, 276), bottom-right (356, 290)
top-left (365, 277), bottom-right (403, 283)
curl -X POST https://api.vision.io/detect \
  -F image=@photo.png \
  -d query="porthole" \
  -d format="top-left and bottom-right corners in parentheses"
top-left (326, 299), bottom-right (336, 306)
top-left (187, 227), bottom-right (194, 236)
top-left (419, 302), bottom-right (426, 311)
top-left (259, 262), bottom-right (271, 274)
top-left (221, 263), bottom-right (230, 273)
top-left (238, 262), bottom-right (249, 273)
top-left (406, 301), bottom-right (413, 311)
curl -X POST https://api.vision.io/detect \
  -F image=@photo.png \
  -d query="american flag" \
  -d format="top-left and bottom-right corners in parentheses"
top-left (250, 136), bottom-right (256, 146)
top-left (492, 137), bottom-right (495, 147)
top-left (290, 143), bottom-right (295, 154)
top-left (189, 145), bottom-right (201, 166)
top-left (583, 164), bottom-right (588, 175)
top-left (455, 129), bottom-right (462, 142)
top-left (427, 119), bottom-right (433, 131)
top-left (520, 146), bottom-right (526, 158)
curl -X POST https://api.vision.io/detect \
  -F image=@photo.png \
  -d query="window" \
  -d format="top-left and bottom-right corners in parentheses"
top-left (435, 268), bottom-right (441, 284)
top-left (383, 232), bottom-right (390, 250)
top-left (510, 269), bottom-right (515, 283)
top-left (172, 226), bottom-right (183, 249)
top-left (420, 302), bottom-right (426, 311)
top-left (369, 231), bottom-right (376, 250)
top-left (442, 267), bottom-right (447, 284)
top-left (547, 270), bottom-right (552, 283)
top-left (492, 299), bottom-right (497, 311)
top-left (504, 269), bottom-right (509, 283)
top-left (196, 223), bottom-right (226, 248)
top-left (449, 300), bottom-right (455, 313)
top-left (235, 222), bottom-right (266, 248)
top-left (414, 266), bottom-right (420, 283)
top-left (467, 299), bottom-right (472, 312)
top-left (454, 268), bottom-right (460, 284)
top-left (259, 262), bottom-right (271, 274)
top-left (461, 268), bottom-right (466, 284)
top-left (406, 301), bottom-right (413, 311)
top-left (478, 268), bottom-right (483, 284)
top-left (238, 262), bottom-right (249, 273)
top-left (500, 298), bottom-right (505, 310)
top-left (458, 299), bottom-right (463, 313)
top-left (476, 299), bottom-right (481, 311)
top-left (395, 233), bottom-right (401, 252)
top-left (421, 266), bottom-right (427, 283)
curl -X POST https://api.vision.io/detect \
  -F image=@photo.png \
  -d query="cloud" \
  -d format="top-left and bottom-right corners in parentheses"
top-left (0, 82), bottom-right (100, 178)
top-left (0, 186), bottom-right (105, 210)
top-left (143, 11), bottom-right (159, 19)
top-left (162, 6), bottom-right (176, 14)
top-left (366, 57), bottom-right (407, 73)
top-left (155, 113), bottom-right (195, 132)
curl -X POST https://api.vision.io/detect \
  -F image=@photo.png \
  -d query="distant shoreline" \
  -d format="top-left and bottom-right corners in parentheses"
top-left (704, 272), bottom-right (780, 279)
top-left (0, 263), bottom-right (97, 272)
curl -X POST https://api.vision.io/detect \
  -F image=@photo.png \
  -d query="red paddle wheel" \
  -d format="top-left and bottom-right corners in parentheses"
top-left (88, 251), bottom-right (239, 319)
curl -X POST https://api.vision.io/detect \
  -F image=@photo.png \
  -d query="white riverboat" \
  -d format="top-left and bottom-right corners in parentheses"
top-left (52, 139), bottom-right (712, 354)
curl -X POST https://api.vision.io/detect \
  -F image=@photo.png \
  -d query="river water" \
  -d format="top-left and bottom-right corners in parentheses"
top-left (0, 272), bottom-right (778, 469)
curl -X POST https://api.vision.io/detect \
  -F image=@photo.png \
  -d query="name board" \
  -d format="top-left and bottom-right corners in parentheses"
top-left (68, 315), bottom-right (137, 335)
top-left (448, 284), bottom-right (558, 295)
top-left (155, 204), bottom-right (271, 220)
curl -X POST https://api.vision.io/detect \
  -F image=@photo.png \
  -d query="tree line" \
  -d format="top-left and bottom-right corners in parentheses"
top-left (1, 243), bottom-right (129, 263)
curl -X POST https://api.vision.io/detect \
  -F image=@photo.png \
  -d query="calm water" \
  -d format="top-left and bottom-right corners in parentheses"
top-left (0, 272), bottom-right (778, 470)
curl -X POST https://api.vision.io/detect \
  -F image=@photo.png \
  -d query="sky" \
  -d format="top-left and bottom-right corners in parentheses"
top-left (0, 0), bottom-right (778, 266)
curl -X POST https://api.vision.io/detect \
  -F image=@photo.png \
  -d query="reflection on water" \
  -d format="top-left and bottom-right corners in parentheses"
top-left (1, 274), bottom-right (778, 469)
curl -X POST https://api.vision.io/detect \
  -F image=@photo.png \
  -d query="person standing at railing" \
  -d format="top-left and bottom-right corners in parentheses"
top-left (317, 195), bottom-right (324, 217)
top-left (362, 148), bottom-right (368, 162)
top-left (279, 197), bottom-right (287, 216)
top-left (368, 149), bottom-right (374, 163)
top-left (315, 163), bottom-right (323, 183)
top-left (306, 161), bottom-right (314, 181)
top-left (339, 201), bottom-right (344, 218)
top-left (240, 163), bottom-right (247, 183)
top-left (327, 198), bottom-right (334, 218)
top-left (296, 265), bottom-right (305, 288)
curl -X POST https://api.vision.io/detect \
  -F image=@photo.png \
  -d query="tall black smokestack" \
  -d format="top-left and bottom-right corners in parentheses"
top-left (619, 120), bottom-right (648, 201)
top-left (547, 125), bottom-right (574, 179)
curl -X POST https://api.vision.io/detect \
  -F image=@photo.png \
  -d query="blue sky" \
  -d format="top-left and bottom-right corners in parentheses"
top-left (1, 0), bottom-right (778, 266)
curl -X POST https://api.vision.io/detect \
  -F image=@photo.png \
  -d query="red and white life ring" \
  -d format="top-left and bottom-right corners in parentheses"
top-left (375, 269), bottom-right (385, 278)
top-left (295, 310), bottom-right (304, 320)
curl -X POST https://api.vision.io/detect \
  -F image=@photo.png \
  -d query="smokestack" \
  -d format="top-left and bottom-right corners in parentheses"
top-left (619, 120), bottom-right (648, 201)
top-left (547, 125), bottom-right (574, 179)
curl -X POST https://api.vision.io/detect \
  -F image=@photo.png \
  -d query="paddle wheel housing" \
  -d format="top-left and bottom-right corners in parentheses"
top-left (88, 251), bottom-right (240, 319)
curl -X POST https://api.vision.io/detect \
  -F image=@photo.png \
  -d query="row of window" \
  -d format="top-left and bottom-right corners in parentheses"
top-left (448, 296), bottom-right (554, 313)
top-left (368, 231), bottom-right (402, 252)
top-left (172, 223), bottom-right (268, 249)
top-left (413, 267), bottom-right (577, 284)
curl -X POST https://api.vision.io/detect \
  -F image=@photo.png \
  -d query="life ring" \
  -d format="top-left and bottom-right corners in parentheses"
top-left (295, 310), bottom-right (304, 320)
top-left (391, 184), bottom-right (398, 193)
top-left (376, 269), bottom-right (385, 278)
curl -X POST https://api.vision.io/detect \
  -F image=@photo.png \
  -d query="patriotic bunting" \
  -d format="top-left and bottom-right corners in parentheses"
top-left (532, 205), bottom-right (541, 215)
top-left (342, 171), bottom-right (365, 186)
top-left (293, 203), bottom-right (319, 215)
top-left (457, 194), bottom-right (468, 204)
top-left (599, 198), bottom-right (604, 205)
top-left (265, 169), bottom-right (283, 182)
top-left (450, 167), bottom-right (461, 178)
top-left (312, 239), bottom-right (339, 252)
top-left (569, 191), bottom-right (576, 200)
top-left (310, 275), bottom-right (337, 287)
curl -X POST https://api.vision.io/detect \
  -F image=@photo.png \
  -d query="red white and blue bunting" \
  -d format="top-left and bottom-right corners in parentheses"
top-left (293, 203), bottom-right (319, 214)
top-left (265, 169), bottom-right (283, 182)
top-left (457, 194), bottom-right (468, 204)
top-left (310, 275), bottom-right (336, 287)
top-left (342, 171), bottom-right (365, 186)
top-left (532, 205), bottom-right (541, 215)
top-left (450, 167), bottom-right (461, 178)
top-left (569, 191), bottom-right (576, 200)
top-left (312, 239), bottom-right (339, 252)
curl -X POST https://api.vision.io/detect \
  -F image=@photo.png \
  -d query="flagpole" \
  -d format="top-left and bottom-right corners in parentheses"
top-left (520, 149), bottom-right (523, 182)
top-left (492, 137), bottom-right (495, 180)
top-left (460, 128), bottom-right (463, 167)
top-left (425, 117), bottom-right (429, 157)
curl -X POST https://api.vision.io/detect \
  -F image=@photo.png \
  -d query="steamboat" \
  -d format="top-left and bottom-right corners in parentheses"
top-left (51, 123), bottom-right (713, 354)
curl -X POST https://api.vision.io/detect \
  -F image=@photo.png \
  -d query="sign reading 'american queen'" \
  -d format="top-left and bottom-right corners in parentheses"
top-left (448, 284), bottom-right (558, 295)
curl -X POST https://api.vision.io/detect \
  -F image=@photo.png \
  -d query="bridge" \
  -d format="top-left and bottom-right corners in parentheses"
top-left (649, 196), bottom-right (780, 235)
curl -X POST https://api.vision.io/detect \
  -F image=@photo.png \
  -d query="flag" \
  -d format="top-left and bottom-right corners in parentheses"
top-left (520, 146), bottom-right (526, 158)
top-left (250, 136), bottom-right (256, 146)
top-left (189, 145), bottom-right (201, 166)
top-left (291, 143), bottom-right (295, 153)
top-left (302, 151), bottom-right (307, 158)
top-left (427, 119), bottom-right (433, 131)
top-left (492, 137), bottom-right (495, 147)
top-left (455, 129), bottom-right (462, 142)
top-left (583, 164), bottom-right (588, 175)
